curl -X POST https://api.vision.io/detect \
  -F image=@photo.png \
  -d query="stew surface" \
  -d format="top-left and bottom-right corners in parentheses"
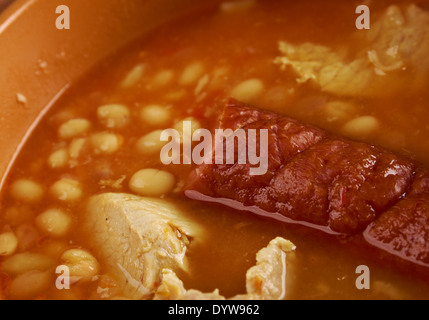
top-left (1, 0), bottom-right (429, 300)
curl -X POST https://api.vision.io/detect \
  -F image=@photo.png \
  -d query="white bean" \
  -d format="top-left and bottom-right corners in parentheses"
top-left (97, 104), bottom-right (130, 129)
top-left (90, 132), bottom-right (123, 154)
top-left (68, 138), bottom-right (87, 159)
top-left (2, 253), bottom-right (55, 275)
top-left (48, 148), bottom-right (69, 168)
top-left (211, 67), bottom-right (229, 88)
top-left (50, 178), bottom-right (82, 202)
top-left (9, 271), bottom-right (51, 299)
top-left (120, 64), bottom-right (145, 88)
top-left (129, 169), bottom-right (176, 197)
top-left (10, 179), bottom-right (44, 203)
top-left (136, 130), bottom-right (166, 155)
top-left (140, 105), bottom-right (171, 127)
top-left (342, 116), bottom-right (379, 138)
top-left (60, 249), bottom-right (100, 279)
top-left (35, 209), bottom-right (72, 237)
top-left (152, 70), bottom-right (174, 87)
top-left (194, 74), bottom-right (210, 95)
top-left (323, 101), bottom-right (357, 123)
top-left (58, 119), bottom-right (91, 140)
top-left (180, 62), bottom-right (205, 85)
top-left (230, 78), bottom-right (264, 103)
top-left (173, 117), bottom-right (201, 143)
top-left (0, 232), bottom-right (18, 257)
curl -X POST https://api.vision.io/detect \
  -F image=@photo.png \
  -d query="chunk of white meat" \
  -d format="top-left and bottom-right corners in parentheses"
top-left (366, 5), bottom-right (429, 75)
top-left (234, 237), bottom-right (296, 300)
top-left (275, 41), bottom-right (372, 96)
top-left (154, 237), bottom-right (296, 300)
top-left (274, 4), bottom-right (429, 97)
top-left (86, 193), bottom-right (202, 299)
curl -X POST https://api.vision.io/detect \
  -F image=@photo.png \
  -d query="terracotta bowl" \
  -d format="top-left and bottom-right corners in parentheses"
top-left (0, 0), bottom-right (219, 189)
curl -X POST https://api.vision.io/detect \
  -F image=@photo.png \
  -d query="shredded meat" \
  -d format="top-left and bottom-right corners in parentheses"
top-left (274, 4), bottom-right (429, 97)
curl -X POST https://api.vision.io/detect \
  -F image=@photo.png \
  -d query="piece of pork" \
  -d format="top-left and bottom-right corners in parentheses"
top-left (274, 4), bottom-right (429, 97)
top-left (185, 99), bottom-right (429, 269)
top-left (154, 237), bottom-right (296, 300)
top-left (86, 193), bottom-right (202, 299)
top-left (186, 99), bottom-right (415, 235)
top-left (364, 170), bottom-right (429, 267)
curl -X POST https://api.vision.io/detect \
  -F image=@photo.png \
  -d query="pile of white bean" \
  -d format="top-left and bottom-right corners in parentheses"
top-left (1, 61), bottom-right (225, 299)
top-left (1, 52), bottom-right (383, 299)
